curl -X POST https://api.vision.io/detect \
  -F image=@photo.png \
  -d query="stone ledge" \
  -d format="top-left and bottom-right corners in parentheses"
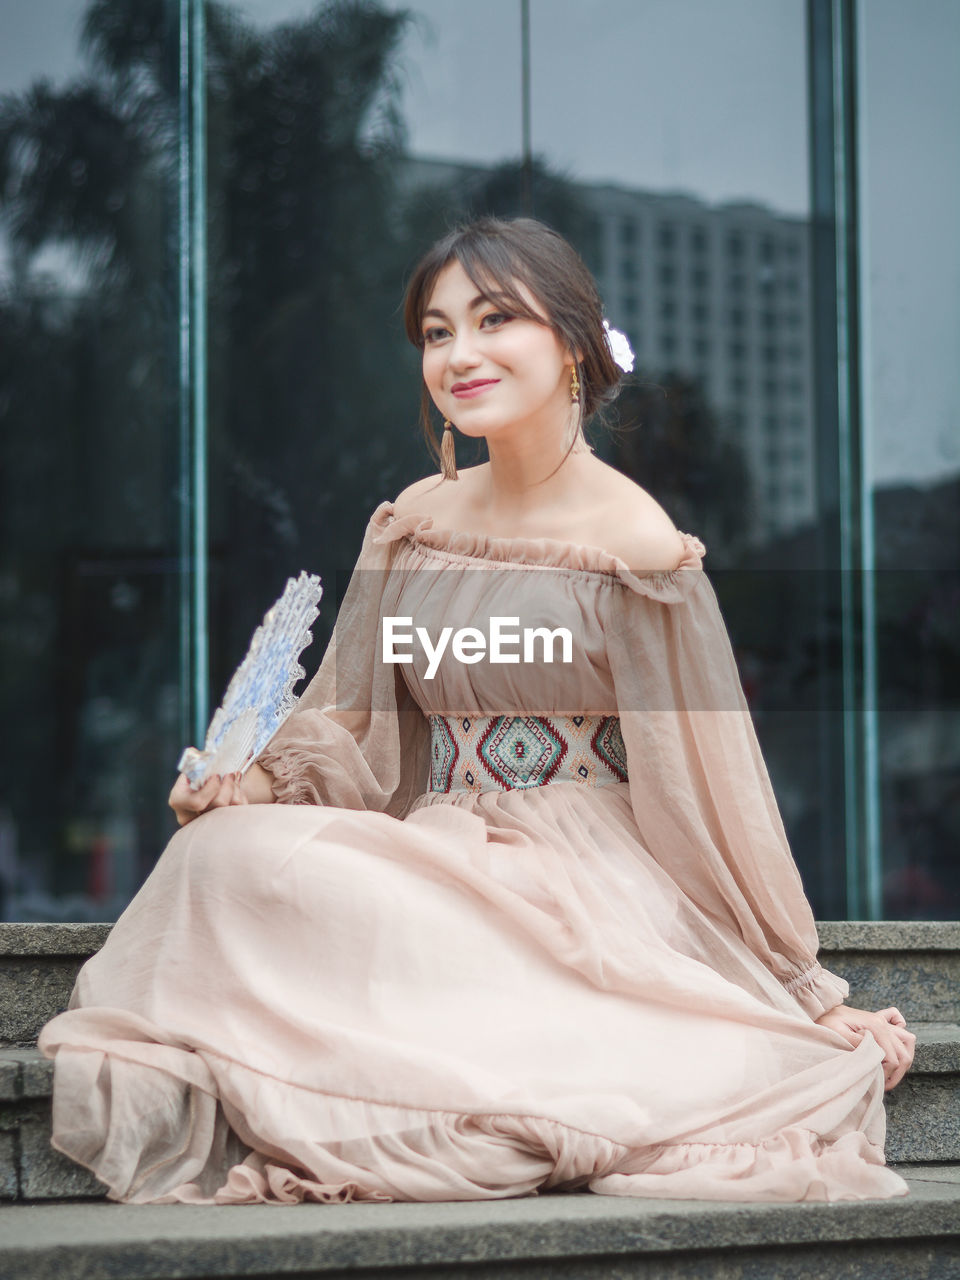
top-left (814, 949), bottom-right (960, 1024)
top-left (817, 922), bottom-right (960, 952)
top-left (0, 959), bottom-right (89, 1046)
top-left (1, 1034), bottom-right (955, 1196)
top-left (885, 1076), bottom-right (960, 1161)
top-left (913, 1024), bottom-right (960, 1073)
top-left (0, 1167), bottom-right (957, 1280)
top-left (0, 1049), bottom-right (56, 1102)
top-left (2, 1026), bottom-right (957, 1110)
top-left (0, 1048), bottom-right (32, 1101)
top-left (0, 925), bottom-right (113, 957)
top-left (3, 922), bottom-right (959, 961)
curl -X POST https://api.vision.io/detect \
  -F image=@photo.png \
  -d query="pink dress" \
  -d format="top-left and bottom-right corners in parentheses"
top-left (37, 501), bottom-right (908, 1205)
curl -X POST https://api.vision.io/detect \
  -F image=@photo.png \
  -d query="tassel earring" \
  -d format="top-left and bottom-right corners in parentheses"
top-left (570, 364), bottom-right (581, 403)
top-left (440, 419), bottom-right (458, 481)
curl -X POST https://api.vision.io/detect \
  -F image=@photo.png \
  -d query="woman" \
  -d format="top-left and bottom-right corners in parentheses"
top-left (39, 217), bottom-right (915, 1205)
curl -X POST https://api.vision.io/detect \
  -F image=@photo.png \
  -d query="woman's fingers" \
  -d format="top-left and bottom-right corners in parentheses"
top-left (170, 771), bottom-right (237, 824)
top-left (212, 774), bottom-right (235, 807)
top-left (868, 1018), bottom-right (915, 1091)
top-left (816, 1011), bottom-right (865, 1049)
top-left (884, 1052), bottom-right (911, 1090)
top-left (170, 771), bottom-right (218, 823)
top-left (879, 1048), bottom-right (907, 1090)
top-left (879, 1007), bottom-right (914, 1088)
top-left (891, 1023), bottom-right (916, 1046)
top-left (891, 1025), bottom-right (916, 1077)
top-left (169, 771), bottom-right (198, 807)
top-left (818, 1005), bottom-right (916, 1092)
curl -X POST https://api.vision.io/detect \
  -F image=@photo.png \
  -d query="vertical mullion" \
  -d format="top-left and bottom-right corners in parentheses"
top-left (177, 0), bottom-right (208, 752)
top-left (854, 0), bottom-right (882, 920)
top-left (832, 0), bottom-right (864, 920)
top-left (833, 0), bottom-right (877, 920)
top-left (520, 0), bottom-right (532, 215)
top-left (190, 0), bottom-right (209, 744)
top-left (808, 0), bottom-right (847, 918)
top-left (177, 0), bottom-right (192, 753)
top-left (807, 0), bottom-right (871, 918)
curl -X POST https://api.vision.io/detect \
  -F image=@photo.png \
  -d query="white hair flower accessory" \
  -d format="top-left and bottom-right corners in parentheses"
top-left (603, 320), bottom-right (635, 374)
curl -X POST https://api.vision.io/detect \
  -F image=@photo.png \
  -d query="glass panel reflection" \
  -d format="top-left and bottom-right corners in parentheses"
top-left (392, 0), bottom-right (853, 918)
top-left (859, 0), bottom-right (960, 918)
top-left (6, 0), bottom-right (953, 922)
top-left (0, 1), bottom-right (183, 919)
top-left (213, 0), bottom-right (839, 912)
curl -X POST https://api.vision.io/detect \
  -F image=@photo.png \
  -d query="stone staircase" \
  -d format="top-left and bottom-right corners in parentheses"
top-left (0, 921), bottom-right (958, 1278)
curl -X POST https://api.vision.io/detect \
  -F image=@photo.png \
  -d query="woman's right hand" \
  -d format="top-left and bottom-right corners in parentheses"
top-left (814, 1004), bottom-right (916, 1091)
top-left (168, 770), bottom-right (248, 827)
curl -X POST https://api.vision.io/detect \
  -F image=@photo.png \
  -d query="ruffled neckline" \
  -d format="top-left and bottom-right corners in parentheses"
top-left (369, 501), bottom-right (706, 602)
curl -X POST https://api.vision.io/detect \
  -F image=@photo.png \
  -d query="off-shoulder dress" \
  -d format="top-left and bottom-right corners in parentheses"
top-left (37, 500), bottom-right (908, 1205)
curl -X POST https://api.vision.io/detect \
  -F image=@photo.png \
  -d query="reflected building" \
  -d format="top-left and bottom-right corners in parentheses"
top-left (401, 156), bottom-right (814, 546)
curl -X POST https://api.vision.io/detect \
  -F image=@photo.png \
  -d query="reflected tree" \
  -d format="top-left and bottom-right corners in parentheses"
top-left (0, 6), bottom-right (183, 906)
top-left (612, 370), bottom-right (754, 567)
top-left (0, 0), bottom-right (434, 908)
top-left (197, 0), bottom-right (424, 678)
top-left (400, 154), bottom-right (591, 258)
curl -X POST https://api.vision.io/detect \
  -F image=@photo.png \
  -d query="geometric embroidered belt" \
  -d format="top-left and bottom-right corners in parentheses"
top-left (428, 713), bottom-right (629, 794)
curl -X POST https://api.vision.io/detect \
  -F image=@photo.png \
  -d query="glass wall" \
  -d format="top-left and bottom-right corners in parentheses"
top-left (1, 0), bottom-right (956, 921)
top-left (207, 0), bottom-right (848, 916)
top-left (857, 0), bottom-right (960, 917)
top-left (0, 0), bottom-right (185, 919)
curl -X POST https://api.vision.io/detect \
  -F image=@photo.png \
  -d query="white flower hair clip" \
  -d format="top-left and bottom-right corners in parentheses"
top-left (603, 320), bottom-right (635, 374)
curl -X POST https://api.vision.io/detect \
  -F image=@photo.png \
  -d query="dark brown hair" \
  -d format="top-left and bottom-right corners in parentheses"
top-left (403, 217), bottom-right (623, 471)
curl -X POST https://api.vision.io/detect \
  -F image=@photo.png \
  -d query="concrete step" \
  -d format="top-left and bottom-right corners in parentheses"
top-left (3, 922), bottom-right (959, 1046)
top-left (1, 1027), bottom-right (958, 1202)
top-left (0, 1165), bottom-right (958, 1280)
top-left (0, 1047), bottom-right (104, 1200)
top-left (0, 924), bottom-right (111, 1046)
top-left (2, 923), bottom-right (957, 1208)
top-left (817, 922), bottom-right (960, 1024)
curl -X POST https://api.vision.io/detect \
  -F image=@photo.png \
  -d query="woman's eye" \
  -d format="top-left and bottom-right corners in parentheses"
top-left (423, 326), bottom-right (449, 345)
top-left (480, 312), bottom-right (510, 329)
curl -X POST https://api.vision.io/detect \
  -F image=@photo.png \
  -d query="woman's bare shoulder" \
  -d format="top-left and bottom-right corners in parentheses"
top-left (393, 466), bottom-right (489, 523)
top-left (392, 472), bottom-right (449, 519)
top-left (392, 463), bottom-right (687, 572)
top-left (588, 466), bottom-right (687, 572)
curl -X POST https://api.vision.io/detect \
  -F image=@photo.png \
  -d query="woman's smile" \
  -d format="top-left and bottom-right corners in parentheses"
top-left (451, 378), bottom-right (501, 399)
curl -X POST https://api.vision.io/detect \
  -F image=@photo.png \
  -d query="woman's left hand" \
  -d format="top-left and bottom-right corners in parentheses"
top-left (814, 1004), bottom-right (916, 1091)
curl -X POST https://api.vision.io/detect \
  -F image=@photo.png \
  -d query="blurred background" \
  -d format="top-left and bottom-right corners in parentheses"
top-left (0, 0), bottom-right (957, 921)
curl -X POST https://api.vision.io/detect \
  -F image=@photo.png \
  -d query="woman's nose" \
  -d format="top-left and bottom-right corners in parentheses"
top-left (447, 328), bottom-right (481, 369)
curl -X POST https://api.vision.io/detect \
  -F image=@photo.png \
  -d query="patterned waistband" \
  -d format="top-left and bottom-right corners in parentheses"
top-left (428, 714), bottom-right (628, 794)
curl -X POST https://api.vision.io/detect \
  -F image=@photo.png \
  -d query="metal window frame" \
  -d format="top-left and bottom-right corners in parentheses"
top-left (807, 0), bottom-right (881, 918)
top-left (177, 0), bottom-right (209, 750)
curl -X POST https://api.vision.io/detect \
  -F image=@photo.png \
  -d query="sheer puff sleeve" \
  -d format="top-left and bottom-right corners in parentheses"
top-left (603, 533), bottom-right (849, 1021)
top-left (255, 502), bottom-right (430, 819)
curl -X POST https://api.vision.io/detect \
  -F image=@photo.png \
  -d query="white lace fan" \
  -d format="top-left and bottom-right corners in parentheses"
top-left (178, 571), bottom-right (324, 789)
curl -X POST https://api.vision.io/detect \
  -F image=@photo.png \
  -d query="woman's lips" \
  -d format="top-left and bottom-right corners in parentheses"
top-left (451, 379), bottom-right (500, 399)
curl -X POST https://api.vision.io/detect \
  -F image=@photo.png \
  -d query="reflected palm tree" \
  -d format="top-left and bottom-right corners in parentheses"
top-left (400, 153), bottom-right (591, 256)
top-left (0, 0), bottom-right (424, 909)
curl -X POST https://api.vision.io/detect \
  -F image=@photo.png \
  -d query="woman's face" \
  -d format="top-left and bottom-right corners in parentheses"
top-left (420, 260), bottom-right (573, 443)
